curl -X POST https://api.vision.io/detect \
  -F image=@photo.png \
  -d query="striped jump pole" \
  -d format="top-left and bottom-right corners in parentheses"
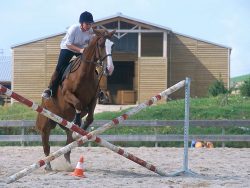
top-left (1, 80), bottom-right (185, 183)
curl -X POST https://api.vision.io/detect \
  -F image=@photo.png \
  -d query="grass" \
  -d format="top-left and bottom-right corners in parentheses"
top-left (94, 94), bottom-right (250, 120)
top-left (1, 94), bottom-right (250, 122)
top-left (0, 94), bottom-right (250, 147)
top-left (0, 103), bottom-right (37, 120)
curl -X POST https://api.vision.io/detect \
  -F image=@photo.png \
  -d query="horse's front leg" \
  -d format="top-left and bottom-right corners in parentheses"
top-left (64, 91), bottom-right (83, 126)
top-left (81, 98), bottom-right (97, 130)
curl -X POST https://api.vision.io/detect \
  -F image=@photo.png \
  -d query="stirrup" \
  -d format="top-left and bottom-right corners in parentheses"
top-left (41, 88), bottom-right (52, 99)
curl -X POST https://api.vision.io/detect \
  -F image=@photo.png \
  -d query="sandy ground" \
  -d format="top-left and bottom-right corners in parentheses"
top-left (0, 105), bottom-right (249, 187)
top-left (0, 147), bottom-right (249, 188)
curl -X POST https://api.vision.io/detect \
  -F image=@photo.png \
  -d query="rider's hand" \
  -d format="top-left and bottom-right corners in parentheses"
top-left (80, 48), bottom-right (85, 53)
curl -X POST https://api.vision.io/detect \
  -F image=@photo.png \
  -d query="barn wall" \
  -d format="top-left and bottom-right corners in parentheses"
top-left (45, 35), bottom-right (63, 85)
top-left (137, 57), bottom-right (167, 103)
top-left (12, 35), bottom-right (63, 103)
top-left (169, 33), bottom-right (229, 98)
top-left (12, 41), bottom-right (46, 102)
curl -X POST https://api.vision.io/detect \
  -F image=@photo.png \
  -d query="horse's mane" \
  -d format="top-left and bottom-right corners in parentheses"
top-left (84, 29), bottom-right (108, 62)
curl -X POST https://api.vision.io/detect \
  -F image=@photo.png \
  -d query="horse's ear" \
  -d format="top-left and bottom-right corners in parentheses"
top-left (111, 30), bottom-right (116, 35)
top-left (93, 29), bottom-right (107, 36)
top-left (106, 30), bottom-right (116, 39)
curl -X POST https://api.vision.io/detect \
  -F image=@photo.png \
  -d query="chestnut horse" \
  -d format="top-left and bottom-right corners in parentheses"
top-left (36, 29), bottom-right (115, 170)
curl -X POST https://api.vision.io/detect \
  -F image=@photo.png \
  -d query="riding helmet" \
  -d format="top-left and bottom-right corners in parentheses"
top-left (79, 11), bottom-right (94, 23)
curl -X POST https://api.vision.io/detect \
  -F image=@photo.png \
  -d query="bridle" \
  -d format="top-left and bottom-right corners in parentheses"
top-left (95, 37), bottom-right (113, 66)
top-left (68, 35), bottom-right (114, 102)
top-left (70, 36), bottom-right (112, 74)
top-left (93, 36), bottom-right (113, 100)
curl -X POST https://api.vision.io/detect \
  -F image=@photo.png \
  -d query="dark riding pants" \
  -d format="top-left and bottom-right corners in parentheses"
top-left (49, 49), bottom-right (80, 94)
top-left (56, 49), bottom-right (81, 76)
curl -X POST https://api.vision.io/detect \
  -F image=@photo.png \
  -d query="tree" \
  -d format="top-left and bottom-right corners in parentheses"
top-left (208, 78), bottom-right (228, 97)
top-left (240, 77), bottom-right (250, 97)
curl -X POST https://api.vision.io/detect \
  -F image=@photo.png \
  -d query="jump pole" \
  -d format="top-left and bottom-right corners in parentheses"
top-left (1, 80), bottom-right (185, 184)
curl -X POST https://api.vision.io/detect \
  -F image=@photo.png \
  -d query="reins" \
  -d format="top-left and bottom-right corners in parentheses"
top-left (68, 36), bottom-right (112, 102)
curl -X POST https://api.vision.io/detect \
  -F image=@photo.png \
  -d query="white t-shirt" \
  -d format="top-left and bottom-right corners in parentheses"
top-left (60, 24), bottom-right (94, 52)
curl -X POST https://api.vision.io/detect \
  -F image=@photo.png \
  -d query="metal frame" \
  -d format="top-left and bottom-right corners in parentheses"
top-left (171, 77), bottom-right (198, 177)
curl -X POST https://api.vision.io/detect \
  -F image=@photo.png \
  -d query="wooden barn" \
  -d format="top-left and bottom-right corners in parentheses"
top-left (11, 13), bottom-right (231, 104)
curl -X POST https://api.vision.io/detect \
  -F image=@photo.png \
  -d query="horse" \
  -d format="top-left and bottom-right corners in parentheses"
top-left (36, 29), bottom-right (116, 171)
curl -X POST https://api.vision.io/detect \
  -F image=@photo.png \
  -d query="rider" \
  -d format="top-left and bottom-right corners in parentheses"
top-left (42, 11), bottom-right (94, 99)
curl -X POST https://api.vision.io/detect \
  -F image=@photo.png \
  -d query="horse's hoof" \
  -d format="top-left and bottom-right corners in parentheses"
top-left (44, 163), bottom-right (52, 171)
top-left (65, 161), bottom-right (74, 172)
top-left (80, 125), bottom-right (85, 130)
top-left (72, 132), bottom-right (81, 140)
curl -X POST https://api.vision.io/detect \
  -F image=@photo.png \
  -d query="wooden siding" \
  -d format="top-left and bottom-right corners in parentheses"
top-left (137, 57), bottom-right (167, 103)
top-left (169, 33), bottom-right (229, 98)
top-left (112, 52), bottom-right (137, 62)
top-left (45, 36), bottom-right (62, 85)
top-left (12, 35), bottom-right (63, 102)
top-left (13, 41), bottom-right (46, 102)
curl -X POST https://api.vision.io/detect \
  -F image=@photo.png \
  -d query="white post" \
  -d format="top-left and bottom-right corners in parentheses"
top-left (163, 32), bottom-right (167, 58)
top-left (138, 26), bottom-right (141, 57)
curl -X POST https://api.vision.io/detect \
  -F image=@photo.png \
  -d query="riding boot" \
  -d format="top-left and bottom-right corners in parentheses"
top-left (98, 90), bottom-right (110, 104)
top-left (42, 71), bottom-right (60, 99)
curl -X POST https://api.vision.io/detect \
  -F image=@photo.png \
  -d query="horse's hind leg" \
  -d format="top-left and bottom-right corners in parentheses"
top-left (36, 114), bottom-right (55, 171)
top-left (41, 128), bottom-right (52, 171)
top-left (64, 129), bottom-right (74, 164)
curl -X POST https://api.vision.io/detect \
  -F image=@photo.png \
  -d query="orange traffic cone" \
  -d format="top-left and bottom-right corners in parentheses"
top-left (70, 155), bottom-right (85, 178)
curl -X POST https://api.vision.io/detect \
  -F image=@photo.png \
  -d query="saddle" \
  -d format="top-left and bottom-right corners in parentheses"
top-left (60, 56), bottom-right (82, 84)
top-left (60, 55), bottom-right (101, 84)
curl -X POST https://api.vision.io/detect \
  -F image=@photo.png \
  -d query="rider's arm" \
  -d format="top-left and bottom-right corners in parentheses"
top-left (64, 25), bottom-right (85, 53)
top-left (66, 44), bottom-right (84, 53)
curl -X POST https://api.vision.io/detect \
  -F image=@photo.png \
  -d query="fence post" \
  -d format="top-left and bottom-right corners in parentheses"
top-left (154, 127), bottom-right (158, 147)
top-left (222, 128), bottom-right (225, 147)
top-left (21, 120), bottom-right (25, 147)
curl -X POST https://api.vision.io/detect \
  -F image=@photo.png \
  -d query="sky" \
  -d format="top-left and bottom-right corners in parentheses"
top-left (0, 0), bottom-right (249, 77)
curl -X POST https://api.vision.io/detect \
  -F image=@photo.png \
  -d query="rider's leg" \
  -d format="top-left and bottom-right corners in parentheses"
top-left (42, 49), bottom-right (75, 99)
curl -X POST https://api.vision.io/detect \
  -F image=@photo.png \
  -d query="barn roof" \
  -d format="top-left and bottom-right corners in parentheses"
top-left (95, 12), bottom-right (172, 31)
top-left (0, 56), bottom-right (12, 82)
top-left (11, 13), bottom-right (231, 49)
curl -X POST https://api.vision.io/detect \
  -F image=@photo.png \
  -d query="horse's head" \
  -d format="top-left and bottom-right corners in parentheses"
top-left (89, 29), bottom-right (116, 76)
